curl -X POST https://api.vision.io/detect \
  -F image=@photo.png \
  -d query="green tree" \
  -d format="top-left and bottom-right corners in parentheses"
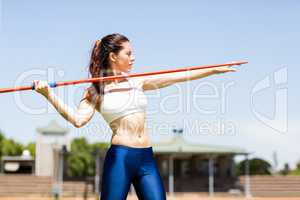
top-left (1, 138), bottom-right (23, 156)
top-left (288, 160), bottom-right (300, 175)
top-left (66, 138), bottom-right (94, 177)
top-left (0, 131), bottom-right (5, 171)
top-left (236, 158), bottom-right (272, 175)
top-left (279, 163), bottom-right (291, 175)
top-left (91, 142), bottom-right (109, 153)
top-left (25, 142), bottom-right (36, 158)
top-left (66, 139), bottom-right (110, 178)
top-left (0, 131), bottom-right (5, 158)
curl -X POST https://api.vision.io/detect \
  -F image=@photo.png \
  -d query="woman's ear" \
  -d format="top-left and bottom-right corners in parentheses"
top-left (109, 52), bottom-right (117, 63)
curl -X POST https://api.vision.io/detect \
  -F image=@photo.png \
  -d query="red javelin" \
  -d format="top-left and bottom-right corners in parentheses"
top-left (0, 61), bottom-right (248, 94)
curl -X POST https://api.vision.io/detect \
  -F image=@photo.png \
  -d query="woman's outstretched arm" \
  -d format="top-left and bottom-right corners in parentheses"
top-left (33, 80), bottom-right (96, 128)
top-left (139, 65), bottom-right (238, 91)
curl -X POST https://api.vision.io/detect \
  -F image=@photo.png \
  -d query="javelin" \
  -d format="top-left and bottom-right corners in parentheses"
top-left (0, 61), bottom-right (248, 94)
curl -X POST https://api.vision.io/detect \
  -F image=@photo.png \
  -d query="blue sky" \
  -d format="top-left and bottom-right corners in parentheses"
top-left (0, 0), bottom-right (299, 170)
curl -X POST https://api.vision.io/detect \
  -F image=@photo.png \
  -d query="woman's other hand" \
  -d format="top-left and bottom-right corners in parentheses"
top-left (32, 80), bottom-right (53, 97)
top-left (213, 61), bottom-right (240, 74)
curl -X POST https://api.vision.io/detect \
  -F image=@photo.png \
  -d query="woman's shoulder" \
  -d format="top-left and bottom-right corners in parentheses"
top-left (130, 77), bottom-right (144, 90)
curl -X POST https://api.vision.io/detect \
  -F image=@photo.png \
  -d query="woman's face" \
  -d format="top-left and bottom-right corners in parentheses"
top-left (112, 41), bottom-right (135, 73)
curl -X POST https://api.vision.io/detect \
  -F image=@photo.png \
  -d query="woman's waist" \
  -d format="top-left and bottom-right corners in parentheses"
top-left (109, 111), bottom-right (146, 127)
top-left (111, 131), bottom-right (152, 148)
top-left (106, 144), bottom-right (154, 162)
top-left (109, 144), bottom-right (153, 152)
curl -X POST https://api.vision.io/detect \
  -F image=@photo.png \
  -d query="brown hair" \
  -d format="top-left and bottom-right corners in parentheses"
top-left (84, 33), bottom-right (129, 105)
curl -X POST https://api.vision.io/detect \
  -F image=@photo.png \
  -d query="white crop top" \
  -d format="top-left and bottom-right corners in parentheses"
top-left (99, 74), bottom-right (148, 124)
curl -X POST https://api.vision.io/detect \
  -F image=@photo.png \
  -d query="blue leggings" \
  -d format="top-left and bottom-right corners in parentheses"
top-left (100, 144), bottom-right (166, 200)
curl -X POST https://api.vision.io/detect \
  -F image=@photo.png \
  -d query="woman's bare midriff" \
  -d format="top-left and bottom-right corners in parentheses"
top-left (108, 112), bottom-right (152, 148)
top-left (93, 82), bottom-right (151, 148)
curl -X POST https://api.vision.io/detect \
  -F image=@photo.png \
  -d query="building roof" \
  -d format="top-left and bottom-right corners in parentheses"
top-left (1, 150), bottom-right (34, 161)
top-left (36, 120), bottom-right (69, 135)
top-left (152, 134), bottom-right (248, 154)
top-left (1, 155), bottom-right (34, 161)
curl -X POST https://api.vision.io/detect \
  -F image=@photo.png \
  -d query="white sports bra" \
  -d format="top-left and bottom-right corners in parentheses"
top-left (99, 74), bottom-right (148, 124)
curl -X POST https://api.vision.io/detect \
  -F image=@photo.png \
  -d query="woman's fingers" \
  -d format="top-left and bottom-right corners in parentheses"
top-left (32, 80), bottom-right (51, 96)
top-left (228, 66), bottom-right (238, 72)
top-left (33, 80), bottom-right (42, 89)
top-left (32, 80), bottom-right (39, 90)
top-left (214, 66), bottom-right (238, 74)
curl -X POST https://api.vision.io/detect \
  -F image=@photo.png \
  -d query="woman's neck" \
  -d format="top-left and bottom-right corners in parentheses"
top-left (109, 69), bottom-right (128, 84)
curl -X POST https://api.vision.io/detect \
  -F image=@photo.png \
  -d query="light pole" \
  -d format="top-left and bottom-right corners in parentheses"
top-left (168, 128), bottom-right (183, 196)
top-left (172, 128), bottom-right (183, 135)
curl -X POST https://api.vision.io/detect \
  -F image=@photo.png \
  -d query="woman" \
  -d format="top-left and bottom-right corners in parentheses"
top-left (33, 33), bottom-right (237, 200)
